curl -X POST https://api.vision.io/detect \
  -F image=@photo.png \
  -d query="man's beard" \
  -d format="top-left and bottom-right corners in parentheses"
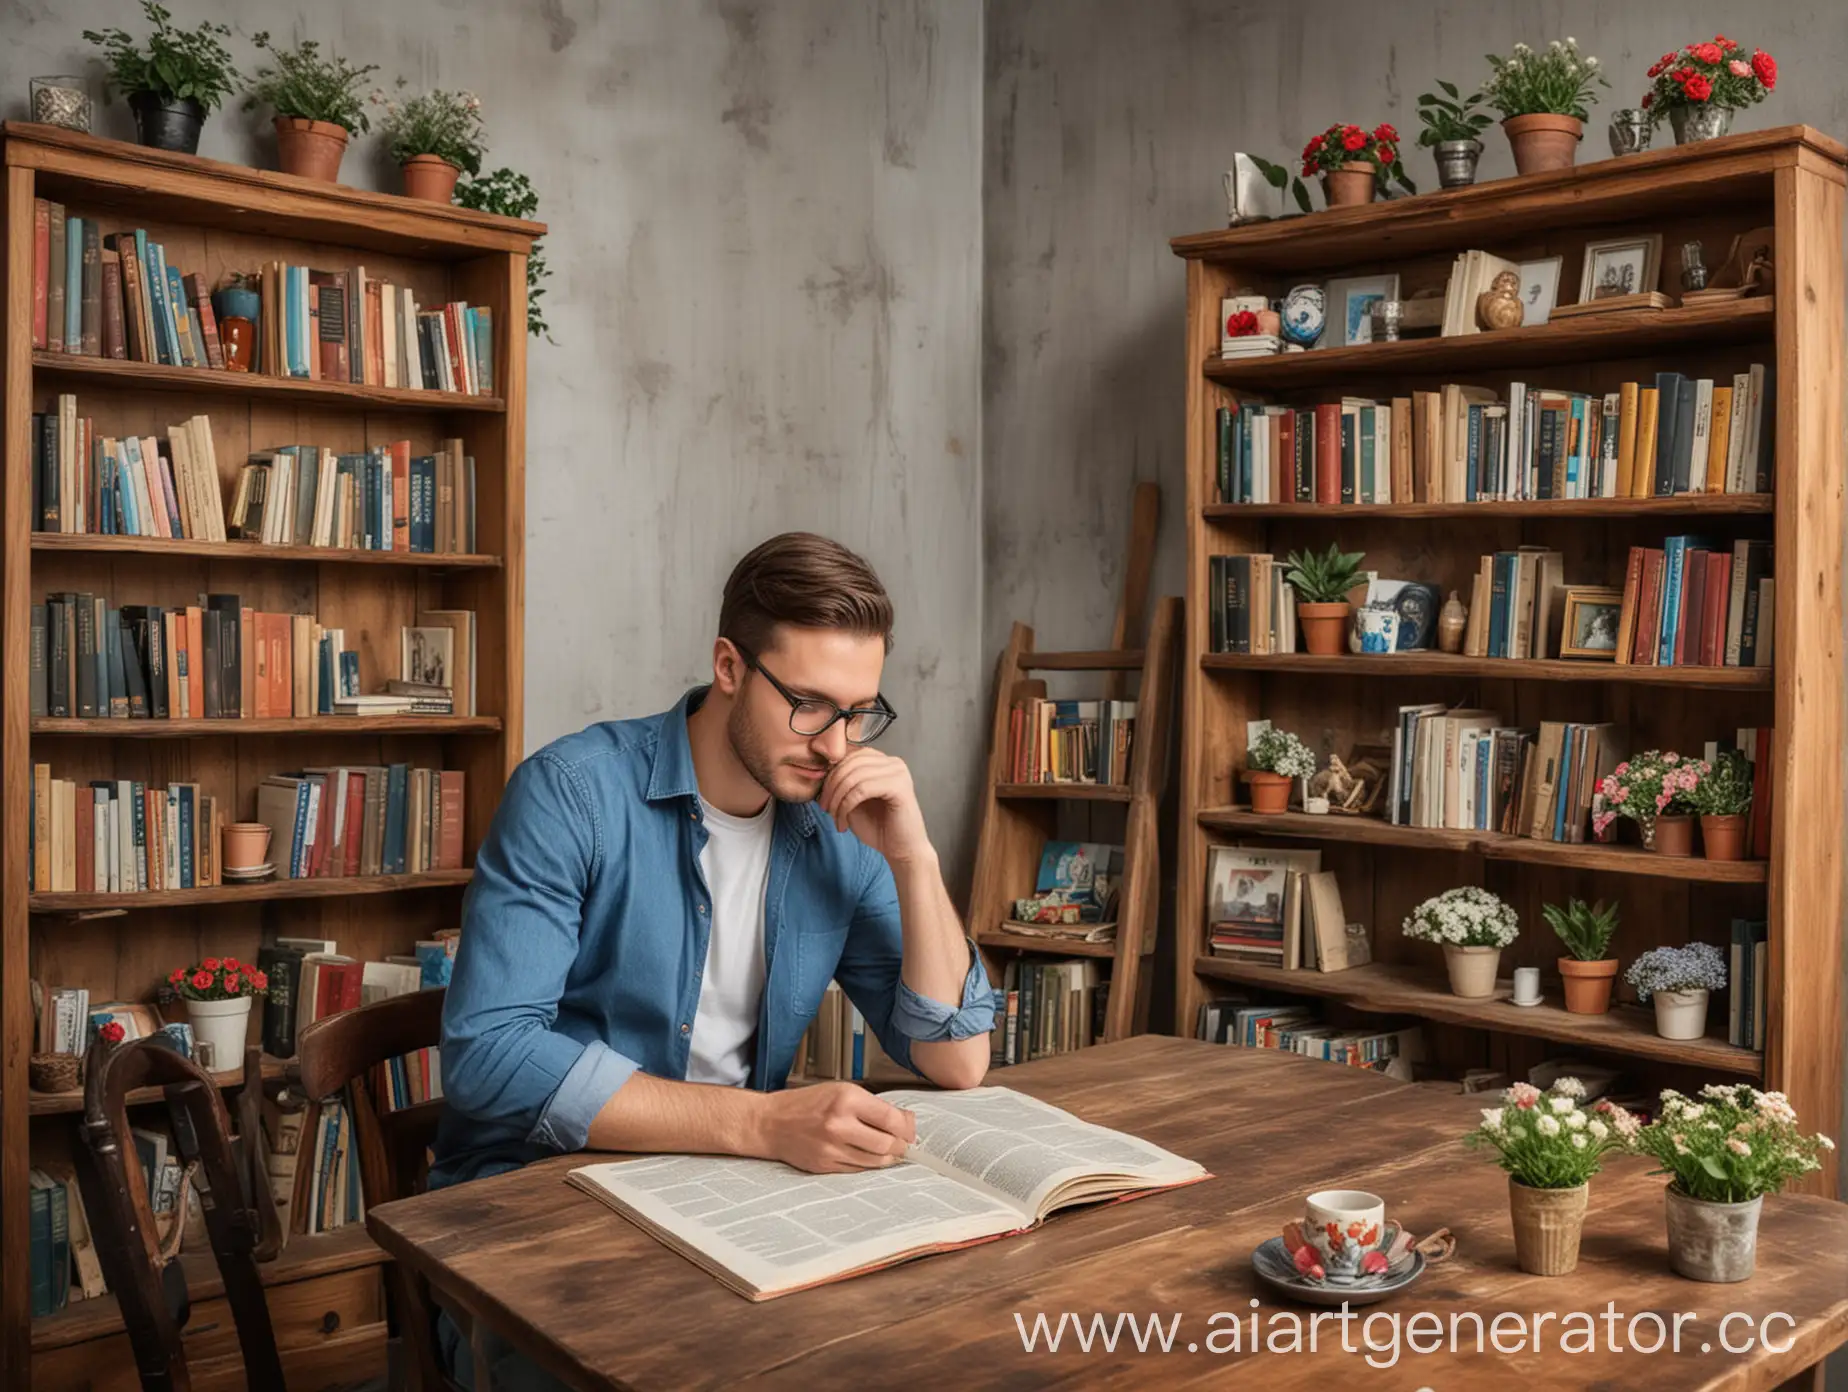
top-left (728, 701), bottom-right (831, 803)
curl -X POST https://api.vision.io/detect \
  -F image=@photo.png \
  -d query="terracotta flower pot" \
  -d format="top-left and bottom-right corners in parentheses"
top-left (1443, 944), bottom-right (1501, 999)
top-left (1502, 113), bottom-right (1583, 175)
top-left (1557, 957), bottom-right (1618, 1015)
top-left (1508, 1178), bottom-right (1587, 1276)
top-left (1321, 161), bottom-right (1377, 207)
top-left (1700, 813), bottom-right (1747, 861)
top-left (221, 821), bottom-right (273, 870)
top-left (1650, 813), bottom-right (1695, 857)
top-left (1297, 601), bottom-right (1351, 656)
top-left (274, 116), bottom-right (350, 182)
top-left (1653, 988), bottom-right (1710, 1041)
top-left (1246, 770), bottom-right (1293, 815)
top-left (402, 154), bottom-right (462, 203)
top-left (1664, 1186), bottom-right (1761, 1283)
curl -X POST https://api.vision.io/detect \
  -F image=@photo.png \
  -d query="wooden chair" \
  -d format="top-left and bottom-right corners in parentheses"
top-left (294, 987), bottom-right (455, 1392)
top-left (72, 1035), bottom-right (287, 1392)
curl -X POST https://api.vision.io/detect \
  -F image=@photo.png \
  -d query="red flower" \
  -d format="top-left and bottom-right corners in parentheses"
top-left (201, 957), bottom-right (220, 972)
top-left (224, 973), bottom-right (240, 994)
top-left (1691, 42), bottom-right (1723, 65)
top-left (223, 956), bottom-right (239, 971)
top-left (1752, 50), bottom-right (1777, 90)
top-left (1673, 66), bottom-right (1697, 85)
top-left (1647, 62), bottom-right (1662, 78)
top-left (1342, 123), bottom-right (1362, 136)
top-left (250, 970), bottom-right (269, 992)
top-left (1684, 74), bottom-right (1713, 102)
top-left (98, 1021), bottom-right (125, 1044)
top-left (1641, 92), bottom-right (1653, 108)
top-left (190, 970), bottom-right (214, 990)
top-left (1376, 143), bottom-right (1396, 166)
top-left (1225, 310), bottom-right (1260, 337)
top-left (1658, 51), bottom-right (1680, 70)
top-left (1341, 129), bottom-right (1367, 152)
top-left (1372, 122), bottom-right (1398, 144)
top-left (168, 967), bottom-right (186, 984)
top-left (1300, 160), bottom-right (1317, 177)
top-left (1303, 134), bottom-right (1324, 155)
top-left (1716, 34), bottom-right (1738, 52)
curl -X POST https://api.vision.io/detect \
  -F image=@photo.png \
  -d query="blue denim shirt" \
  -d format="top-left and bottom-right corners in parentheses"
top-left (429, 686), bottom-right (998, 1187)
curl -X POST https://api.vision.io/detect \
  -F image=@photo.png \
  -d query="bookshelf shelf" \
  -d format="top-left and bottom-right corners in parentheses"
top-left (32, 351), bottom-right (506, 413)
top-left (974, 928), bottom-right (1119, 959)
top-left (1195, 807), bottom-right (1770, 884)
top-left (1017, 648), bottom-right (1146, 671)
top-left (1191, 957), bottom-right (1763, 1077)
top-left (994, 781), bottom-right (1134, 803)
top-left (3, 120), bottom-right (540, 1380)
top-left (26, 1055), bottom-right (290, 1116)
top-left (30, 869), bottom-right (473, 914)
top-left (1200, 652), bottom-right (1771, 689)
top-left (1203, 493), bottom-right (1775, 522)
top-left (31, 716), bottom-right (502, 738)
top-left (1173, 126), bottom-right (1841, 1197)
top-left (30, 533), bottom-right (503, 569)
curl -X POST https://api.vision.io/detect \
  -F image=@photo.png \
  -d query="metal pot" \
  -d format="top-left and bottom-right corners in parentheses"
top-left (129, 92), bottom-right (206, 153)
top-left (1433, 139), bottom-right (1482, 188)
top-left (1670, 105), bottom-right (1734, 144)
top-left (1664, 1187), bottom-right (1761, 1283)
top-left (1609, 108), bottom-right (1652, 156)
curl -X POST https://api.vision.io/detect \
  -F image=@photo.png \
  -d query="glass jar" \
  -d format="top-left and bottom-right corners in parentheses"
top-left (31, 76), bottom-right (92, 132)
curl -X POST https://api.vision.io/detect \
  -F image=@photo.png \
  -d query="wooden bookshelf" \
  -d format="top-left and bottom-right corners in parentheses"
top-left (0, 122), bottom-right (543, 1384)
top-left (1172, 126), bottom-right (1842, 1196)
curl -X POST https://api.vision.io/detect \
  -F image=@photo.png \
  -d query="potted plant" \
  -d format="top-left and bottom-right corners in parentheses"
top-left (1245, 728), bottom-right (1315, 815)
top-left (1298, 123), bottom-right (1415, 208)
top-left (1466, 1078), bottom-right (1639, 1276)
top-left (83, 1), bottom-right (240, 154)
top-left (242, 33), bottom-right (379, 183)
top-left (1591, 749), bottom-right (1708, 856)
top-left (1689, 748), bottom-right (1753, 861)
top-left (1417, 80), bottom-right (1494, 187)
top-left (1483, 38), bottom-right (1610, 175)
top-left (1543, 897), bottom-right (1621, 1015)
top-left (1625, 942), bottom-right (1727, 1041)
top-left (167, 955), bottom-right (268, 1069)
top-left (1283, 543), bottom-right (1366, 656)
top-left (1643, 37), bottom-right (1776, 145)
top-left (1634, 1084), bottom-right (1833, 1282)
top-left (455, 167), bottom-right (555, 341)
top-left (373, 81), bottom-right (486, 203)
top-left (1403, 886), bottom-right (1519, 998)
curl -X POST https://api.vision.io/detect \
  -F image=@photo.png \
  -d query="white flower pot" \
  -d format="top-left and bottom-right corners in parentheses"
top-left (185, 996), bottom-right (253, 1072)
top-left (1443, 945), bottom-right (1502, 999)
top-left (1653, 989), bottom-right (1710, 1041)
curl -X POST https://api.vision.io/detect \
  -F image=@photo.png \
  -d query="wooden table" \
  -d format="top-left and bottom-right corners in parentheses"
top-left (368, 1037), bottom-right (1848, 1390)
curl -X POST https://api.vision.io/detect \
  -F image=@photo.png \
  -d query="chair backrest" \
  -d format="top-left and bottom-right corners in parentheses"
top-left (294, 987), bottom-right (450, 1392)
top-left (73, 1036), bottom-right (286, 1392)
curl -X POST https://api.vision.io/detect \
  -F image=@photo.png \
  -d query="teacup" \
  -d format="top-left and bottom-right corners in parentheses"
top-left (1305, 1189), bottom-right (1387, 1276)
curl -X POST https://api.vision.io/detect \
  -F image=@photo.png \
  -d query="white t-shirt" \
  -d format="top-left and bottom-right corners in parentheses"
top-left (685, 796), bottom-right (773, 1086)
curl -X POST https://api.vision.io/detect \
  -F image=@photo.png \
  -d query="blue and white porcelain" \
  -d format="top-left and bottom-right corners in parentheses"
top-left (1280, 285), bottom-right (1326, 348)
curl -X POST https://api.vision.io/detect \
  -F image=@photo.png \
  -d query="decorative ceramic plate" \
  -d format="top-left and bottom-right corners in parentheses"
top-left (1251, 1238), bottom-right (1426, 1307)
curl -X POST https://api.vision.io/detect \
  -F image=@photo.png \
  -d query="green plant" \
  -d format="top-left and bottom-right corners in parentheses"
top-left (242, 33), bottom-right (378, 133)
top-left (1299, 122), bottom-right (1416, 197)
top-left (84, 1), bottom-right (240, 112)
top-left (1467, 1077), bottom-right (1640, 1189)
top-left (1483, 39), bottom-right (1610, 120)
top-left (1542, 897), bottom-right (1620, 961)
top-left (455, 167), bottom-right (553, 341)
top-left (1283, 543), bottom-right (1366, 605)
top-left (1635, 1084), bottom-right (1833, 1204)
top-left (1417, 80), bottom-right (1494, 146)
top-left (167, 954), bottom-right (269, 1001)
top-left (1643, 37), bottom-right (1775, 126)
top-left (1247, 155), bottom-right (1313, 216)
top-left (1249, 728), bottom-right (1316, 779)
top-left (1689, 748), bottom-right (1753, 817)
top-left (373, 80), bottom-right (486, 173)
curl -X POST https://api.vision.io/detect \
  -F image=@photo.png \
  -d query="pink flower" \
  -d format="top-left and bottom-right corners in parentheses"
top-left (1663, 753), bottom-right (1679, 765)
top-left (1656, 792), bottom-right (1671, 811)
top-left (1593, 812), bottom-right (1616, 836)
top-left (1508, 1082), bottom-right (1541, 1109)
top-left (1729, 59), bottom-right (1751, 77)
top-left (1612, 762), bottom-right (1630, 777)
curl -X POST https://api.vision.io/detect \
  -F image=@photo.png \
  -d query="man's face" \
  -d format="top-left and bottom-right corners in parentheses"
top-left (726, 626), bottom-right (886, 803)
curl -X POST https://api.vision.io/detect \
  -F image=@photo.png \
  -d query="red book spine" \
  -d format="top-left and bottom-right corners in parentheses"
top-left (1313, 404), bottom-right (1341, 505)
top-left (1700, 553), bottom-right (1731, 667)
top-left (1676, 551), bottom-right (1707, 667)
top-left (32, 200), bottom-right (50, 349)
top-left (1632, 551), bottom-right (1665, 665)
top-left (1615, 545), bottom-right (1645, 666)
top-left (344, 773), bottom-right (365, 877)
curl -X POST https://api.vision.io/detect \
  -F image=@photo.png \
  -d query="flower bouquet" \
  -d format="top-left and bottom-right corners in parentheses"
top-left (1624, 942), bottom-right (1727, 1041)
top-left (168, 955), bottom-right (268, 1071)
top-left (1592, 749), bottom-right (1708, 855)
top-left (1643, 37), bottom-right (1775, 144)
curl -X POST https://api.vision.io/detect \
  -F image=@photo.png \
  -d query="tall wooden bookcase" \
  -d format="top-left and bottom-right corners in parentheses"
top-left (0, 123), bottom-right (541, 1384)
top-left (1170, 126), bottom-right (1843, 1197)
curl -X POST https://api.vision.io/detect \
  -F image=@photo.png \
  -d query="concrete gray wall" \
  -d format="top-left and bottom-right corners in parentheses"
top-left (3, 0), bottom-right (987, 887)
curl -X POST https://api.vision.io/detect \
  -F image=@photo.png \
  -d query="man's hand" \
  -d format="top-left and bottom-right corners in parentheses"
top-left (756, 1083), bottom-right (918, 1173)
top-left (818, 747), bottom-right (933, 865)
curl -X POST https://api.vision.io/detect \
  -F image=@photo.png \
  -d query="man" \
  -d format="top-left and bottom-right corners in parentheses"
top-left (430, 532), bottom-right (997, 1386)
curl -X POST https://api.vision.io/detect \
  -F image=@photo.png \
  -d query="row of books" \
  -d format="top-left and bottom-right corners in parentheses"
top-left (1205, 845), bottom-right (1371, 972)
top-left (33, 400), bottom-right (226, 539)
top-left (255, 766), bottom-right (467, 883)
top-left (31, 597), bottom-right (471, 720)
top-left (29, 771), bottom-right (226, 894)
top-left (1214, 366), bottom-right (1772, 505)
top-left (1613, 539), bottom-right (1773, 669)
top-left (790, 982), bottom-right (888, 1082)
top-left (1728, 919), bottom-right (1769, 1051)
top-left (229, 438), bottom-right (478, 555)
top-left (992, 959), bottom-right (1108, 1066)
top-left (1388, 709), bottom-right (1615, 839)
top-left (253, 930), bottom-right (457, 1068)
top-left (1207, 553), bottom-right (1301, 654)
top-left (1196, 995), bottom-right (1423, 1080)
top-left (28, 200), bottom-right (496, 395)
top-left (1005, 697), bottom-right (1138, 786)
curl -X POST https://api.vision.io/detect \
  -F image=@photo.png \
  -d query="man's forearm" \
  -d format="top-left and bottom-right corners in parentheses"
top-left (584, 1072), bottom-right (769, 1156)
top-left (891, 851), bottom-right (990, 1089)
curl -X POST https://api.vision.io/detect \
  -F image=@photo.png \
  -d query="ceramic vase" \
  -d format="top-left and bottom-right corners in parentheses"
top-left (1653, 988), bottom-right (1710, 1041)
top-left (402, 154), bottom-right (462, 203)
top-left (1247, 771), bottom-right (1292, 815)
top-left (129, 93), bottom-right (206, 154)
top-left (1443, 944), bottom-right (1501, 999)
top-left (1297, 601), bottom-right (1351, 656)
top-left (1508, 1179), bottom-right (1588, 1276)
top-left (1502, 113), bottom-right (1582, 175)
top-left (185, 996), bottom-right (252, 1072)
top-left (1437, 592), bottom-right (1468, 653)
top-left (275, 116), bottom-right (350, 182)
top-left (1699, 814), bottom-right (1746, 861)
top-left (1321, 162), bottom-right (1376, 207)
top-left (1664, 1187), bottom-right (1761, 1282)
top-left (1649, 813), bottom-right (1695, 857)
top-left (1670, 105), bottom-right (1734, 145)
top-left (1433, 139), bottom-right (1482, 188)
top-left (1558, 957), bottom-right (1618, 1015)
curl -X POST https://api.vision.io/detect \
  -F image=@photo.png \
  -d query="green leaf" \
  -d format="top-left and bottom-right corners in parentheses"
top-left (1416, 92), bottom-right (1441, 107)
top-left (1700, 1155), bottom-right (1730, 1180)
top-left (1439, 79), bottom-right (1460, 98)
top-left (1289, 179), bottom-right (1312, 214)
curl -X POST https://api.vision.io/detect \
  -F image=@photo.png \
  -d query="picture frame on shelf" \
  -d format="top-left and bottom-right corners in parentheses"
top-left (1517, 255), bottom-right (1563, 325)
top-left (1326, 273), bottom-right (1400, 347)
top-left (1579, 235), bottom-right (1662, 303)
top-left (1557, 586), bottom-right (1625, 660)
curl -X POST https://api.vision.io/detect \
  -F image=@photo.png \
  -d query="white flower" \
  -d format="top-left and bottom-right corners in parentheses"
top-left (1513, 42), bottom-right (1532, 54)
top-left (1550, 39), bottom-right (1563, 51)
top-left (1588, 1119), bottom-right (1609, 1142)
top-left (1555, 1077), bottom-right (1587, 1099)
top-left (1480, 1107), bottom-right (1506, 1131)
top-left (1537, 1115), bottom-right (1561, 1137)
top-left (1566, 36), bottom-right (1578, 47)
top-left (1727, 1138), bottom-right (1752, 1157)
top-left (1550, 1096), bottom-right (1576, 1114)
top-left (1584, 56), bottom-right (1600, 69)
top-left (1820, 1136), bottom-right (1837, 1151)
top-left (1565, 1111), bottom-right (1587, 1131)
top-left (1571, 1134), bottom-right (1588, 1150)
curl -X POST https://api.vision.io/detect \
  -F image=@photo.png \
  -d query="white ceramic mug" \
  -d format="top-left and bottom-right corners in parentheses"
top-left (1305, 1189), bottom-right (1386, 1271)
top-left (1513, 966), bottom-right (1542, 1005)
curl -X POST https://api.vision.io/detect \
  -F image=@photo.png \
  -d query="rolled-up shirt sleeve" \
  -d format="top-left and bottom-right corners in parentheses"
top-left (440, 753), bottom-right (639, 1152)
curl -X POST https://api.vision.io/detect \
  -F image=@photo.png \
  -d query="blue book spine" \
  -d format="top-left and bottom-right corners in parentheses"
top-left (131, 782), bottom-right (147, 890)
top-left (1553, 726), bottom-right (1575, 841)
top-left (64, 216), bottom-right (83, 352)
top-left (473, 306), bottom-right (494, 395)
top-left (162, 263), bottom-right (190, 366)
top-left (384, 764), bottom-right (409, 874)
top-left (289, 782), bottom-right (310, 878)
top-left (144, 242), bottom-right (174, 365)
top-left (178, 784), bottom-right (194, 889)
top-left (1657, 538), bottom-right (1686, 665)
top-left (1487, 554), bottom-right (1510, 658)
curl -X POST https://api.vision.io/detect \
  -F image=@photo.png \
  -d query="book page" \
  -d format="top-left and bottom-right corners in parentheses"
top-left (884, 1086), bottom-right (1206, 1219)
top-left (566, 1152), bottom-right (1027, 1299)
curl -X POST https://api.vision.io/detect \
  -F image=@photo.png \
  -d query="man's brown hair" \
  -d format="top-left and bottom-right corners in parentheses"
top-left (719, 532), bottom-right (894, 655)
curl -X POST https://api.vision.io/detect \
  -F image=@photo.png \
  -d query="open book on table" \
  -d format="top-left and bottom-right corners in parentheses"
top-left (565, 1084), bottom-right (1209, 1300)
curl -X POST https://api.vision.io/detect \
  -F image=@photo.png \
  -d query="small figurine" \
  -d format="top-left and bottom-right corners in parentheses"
top-left (1437, 590), bottom-right (1468, 653)
top-left (1476, 269), bottom-right (1524, 331)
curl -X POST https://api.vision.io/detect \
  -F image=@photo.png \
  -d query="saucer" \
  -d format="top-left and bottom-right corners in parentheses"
top-left (222, 863), bottom-right (275, 880)
top-left (1509, 996), bottom-right (1544, 1008)
top-left (1252, 1238), bottom-right (1425, 1307)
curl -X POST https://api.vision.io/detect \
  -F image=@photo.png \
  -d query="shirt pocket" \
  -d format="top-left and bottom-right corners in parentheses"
top-left (791, 924), bottom-right (851, 1023)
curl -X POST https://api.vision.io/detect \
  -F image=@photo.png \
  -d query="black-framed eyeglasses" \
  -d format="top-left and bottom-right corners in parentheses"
top-left (733, 642), bottom-right (898, 745)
